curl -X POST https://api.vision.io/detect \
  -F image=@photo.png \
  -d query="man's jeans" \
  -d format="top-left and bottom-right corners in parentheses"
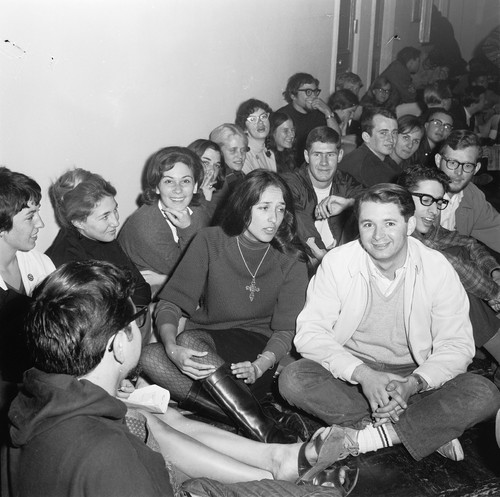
top-left (279, 358), bottom-right (500, 460)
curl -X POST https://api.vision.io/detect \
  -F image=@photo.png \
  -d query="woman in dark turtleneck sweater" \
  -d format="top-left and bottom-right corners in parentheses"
top-left (141, 170), bottom-right (309, 443)
top-left (46, 168), bottom-right (151, 308)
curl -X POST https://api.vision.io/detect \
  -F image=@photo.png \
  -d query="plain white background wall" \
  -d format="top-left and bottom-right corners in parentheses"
top-left (0, 0), bottom-right (336, 251)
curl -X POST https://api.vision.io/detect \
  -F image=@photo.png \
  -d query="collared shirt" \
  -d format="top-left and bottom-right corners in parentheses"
top-left (367, 250), bottom-right (409, 296)
top-left (440, 191), bottom-right (464, 230)
top-left (158, 201), bottom-right (193, 243)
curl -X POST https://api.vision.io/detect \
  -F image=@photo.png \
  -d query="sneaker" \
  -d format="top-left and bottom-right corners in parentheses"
top-left (436, 438), bottom-right (464, 461)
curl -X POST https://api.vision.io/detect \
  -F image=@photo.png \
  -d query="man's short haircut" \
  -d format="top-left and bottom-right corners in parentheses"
top-left (26, 260), bottom-right (135, 377)
top-left (209, 123), bottom-right (248, 149)
top-left (0, 167), bottom-right (41, 232)
top-left (397, 114), bottom-right (424, 135)
top-left (305, 126), bottom-right (341, 152)
top-left (282, 73), bottom-right (319, 104)
top-left (439, 129), bottom-right (482, 157)
top-left (354, 183), bottom-right (415, 221)
top-left (396, 46), bottom-right (421, 65)
top-left (398, 164), bottom-right (451, 193)
top-left (335, 72), bottom-right (363, 90)
top-left (327, 89), bottom-right (359, 111)
top-left (141, 146), bottom-right (203, 205)
top-left (49, 169), bottom-right (117, 230)
top-left (360, 106), bottom-right (397, 135)
top-left (461, 86), bottom-right (487, 107)
top-left (235, 99), bottom-right (273, 130)
top-left (422, 107), bottom-right (454, 125)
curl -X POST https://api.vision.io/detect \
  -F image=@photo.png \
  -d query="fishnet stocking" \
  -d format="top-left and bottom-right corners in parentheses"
top-left (139, 330), bottom-right (224, 403)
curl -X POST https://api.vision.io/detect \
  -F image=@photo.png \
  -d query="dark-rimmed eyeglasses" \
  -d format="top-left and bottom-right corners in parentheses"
top-left (246, 113), bottom-right (269, 124)
top-left (107, 306), bottom-right (149, 352)
top-left (428, 119), bottom-right (453, 132)
top-left (440, 155), bottom-right (476, 173)
top-left (374, 88), bottom-right (391, 95)
top-left (297, 88), bottom-right (321, 97)
top-left (411, 192), bottom-right (449, 210)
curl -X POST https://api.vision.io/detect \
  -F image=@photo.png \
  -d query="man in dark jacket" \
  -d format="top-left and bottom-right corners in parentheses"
top-left (8, 261), bottom-right (174, 497)
top-left (283, 126), bottom-right (363, 264)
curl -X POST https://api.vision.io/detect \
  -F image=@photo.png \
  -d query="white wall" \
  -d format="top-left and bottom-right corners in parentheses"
top-left (0, 0), bottom-right (336, 251)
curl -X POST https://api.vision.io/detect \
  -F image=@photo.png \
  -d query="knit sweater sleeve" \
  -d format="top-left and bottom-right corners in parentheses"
top-left (265, 257), bottom-right (308, 360)
top-left (156, 229), bottom-right (211, 317)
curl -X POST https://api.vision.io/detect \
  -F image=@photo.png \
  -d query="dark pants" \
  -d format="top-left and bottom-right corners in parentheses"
top-left (279, 358), bottom-right (500, 460)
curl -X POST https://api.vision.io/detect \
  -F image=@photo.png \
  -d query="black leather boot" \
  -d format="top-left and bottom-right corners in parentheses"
top-left (179, 380), bottom-right (233, 426)
top-left (201, 364), bottom-right (298, 443)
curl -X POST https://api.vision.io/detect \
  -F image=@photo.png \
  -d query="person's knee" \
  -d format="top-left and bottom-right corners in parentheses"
top-left (455, 373), bottom-right (500, 417)
top-left (278, 359), bottom-right (316, 404)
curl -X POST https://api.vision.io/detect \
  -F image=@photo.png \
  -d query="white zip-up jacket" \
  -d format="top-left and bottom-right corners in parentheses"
top-left (294, 237), bottom-right (474, 390)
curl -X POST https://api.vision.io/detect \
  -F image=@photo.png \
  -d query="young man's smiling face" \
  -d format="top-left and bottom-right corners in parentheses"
top-left (409, 179), bottom-right (447, 235)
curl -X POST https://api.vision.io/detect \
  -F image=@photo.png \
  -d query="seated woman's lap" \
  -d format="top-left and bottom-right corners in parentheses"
top-left (179, 328), bottom-right (276, 401)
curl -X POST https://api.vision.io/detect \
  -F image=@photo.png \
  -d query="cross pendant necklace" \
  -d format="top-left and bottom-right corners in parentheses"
top-left (236, 237), bottom-right (270, 302)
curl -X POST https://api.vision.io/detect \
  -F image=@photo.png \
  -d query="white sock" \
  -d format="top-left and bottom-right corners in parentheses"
top-left (355, 423), bottom-right (393, 453)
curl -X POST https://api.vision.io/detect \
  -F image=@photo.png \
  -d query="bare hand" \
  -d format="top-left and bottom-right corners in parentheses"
top-left (315, 195), bottom-right (354, 219)
top-left (352, 364), bottom-right (407, 413)
top-left (162, 207), bottom-right (192, 229)
top-left (116, 379), bottom-right (135, 399)
top-left (372, 377), bottom-right (414, 426)
top-left (311, 98), bottom-right (331, 116)
top-left (166, 344), bottom-right (216, 380)
top-left (305, 237), bottom-right (328, 261)
top-left (231, 361), bottom-right (260, 384)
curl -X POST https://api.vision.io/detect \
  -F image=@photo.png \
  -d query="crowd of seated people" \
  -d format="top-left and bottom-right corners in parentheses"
top-left (2, 54), bottom-right (500, 496)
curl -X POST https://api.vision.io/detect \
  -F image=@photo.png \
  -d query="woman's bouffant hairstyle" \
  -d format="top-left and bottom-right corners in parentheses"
top-left (141, 146), bottom-right (203, 205)
top-left (397, 114), bottom-right (424, 135)
top-left (220, 170), bottom-right (306, 261)
top-left (49, 168), bottom-right (116, 230)
top-left (26, 260), bottom-right (135, 376)
top-left (0, 167), bottom-right (41, 232)
top-left (235, 99), bottom-right (273, 131)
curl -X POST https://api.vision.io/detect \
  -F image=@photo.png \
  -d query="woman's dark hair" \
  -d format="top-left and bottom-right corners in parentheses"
top-left (267, 111), bottom-right (297, 173)
top-left (141, 146), bottom-right (203, 205)
top-left (0, 167), bottom-right (41, 232)
top-left (49, 168), bottom-right (116, 230)
top-left (235, 99), bottom-right (273, 131)
top-left (187, 139), bottom-right (224, 188)
top-left (220, 170), bottom-right (306, 261)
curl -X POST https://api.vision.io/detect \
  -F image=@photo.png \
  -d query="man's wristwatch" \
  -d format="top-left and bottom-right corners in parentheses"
top-left (410, 373), bottom-right (424, 393)
top-left (326, 113), bottom-right (335, 120)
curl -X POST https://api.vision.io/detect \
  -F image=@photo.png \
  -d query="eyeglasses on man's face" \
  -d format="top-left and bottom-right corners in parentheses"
top-left (246, 113), bottom-right (270, 124)
top-left (411, 192), bottom-right (449, 210)
top-left (428, 119), bottom-right (453, 132)
top-left (440, 155), bottom-right (476, 173)
top-left (297, 88), bottom-right (321, 97)
top-left (374, 88), bottom-right (391, 95)
top-left (107, 306), bottom-right (149, 352)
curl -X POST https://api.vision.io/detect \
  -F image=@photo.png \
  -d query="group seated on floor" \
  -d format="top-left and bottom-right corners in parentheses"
top-left (2, 57), bottom-right (500, 496)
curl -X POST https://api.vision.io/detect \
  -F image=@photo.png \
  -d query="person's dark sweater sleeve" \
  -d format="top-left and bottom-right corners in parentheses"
top-left (265, 259), bottom-right (308, 360)
top-left (156, 230), bottom-right (210, 318)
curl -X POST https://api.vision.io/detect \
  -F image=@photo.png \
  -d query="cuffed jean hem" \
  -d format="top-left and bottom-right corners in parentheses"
top-left (279, 359), bottom-right (500, 460)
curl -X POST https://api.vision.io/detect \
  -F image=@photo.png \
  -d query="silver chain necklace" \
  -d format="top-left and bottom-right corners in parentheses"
top-left (236, 236), bottom-right (270, 302)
